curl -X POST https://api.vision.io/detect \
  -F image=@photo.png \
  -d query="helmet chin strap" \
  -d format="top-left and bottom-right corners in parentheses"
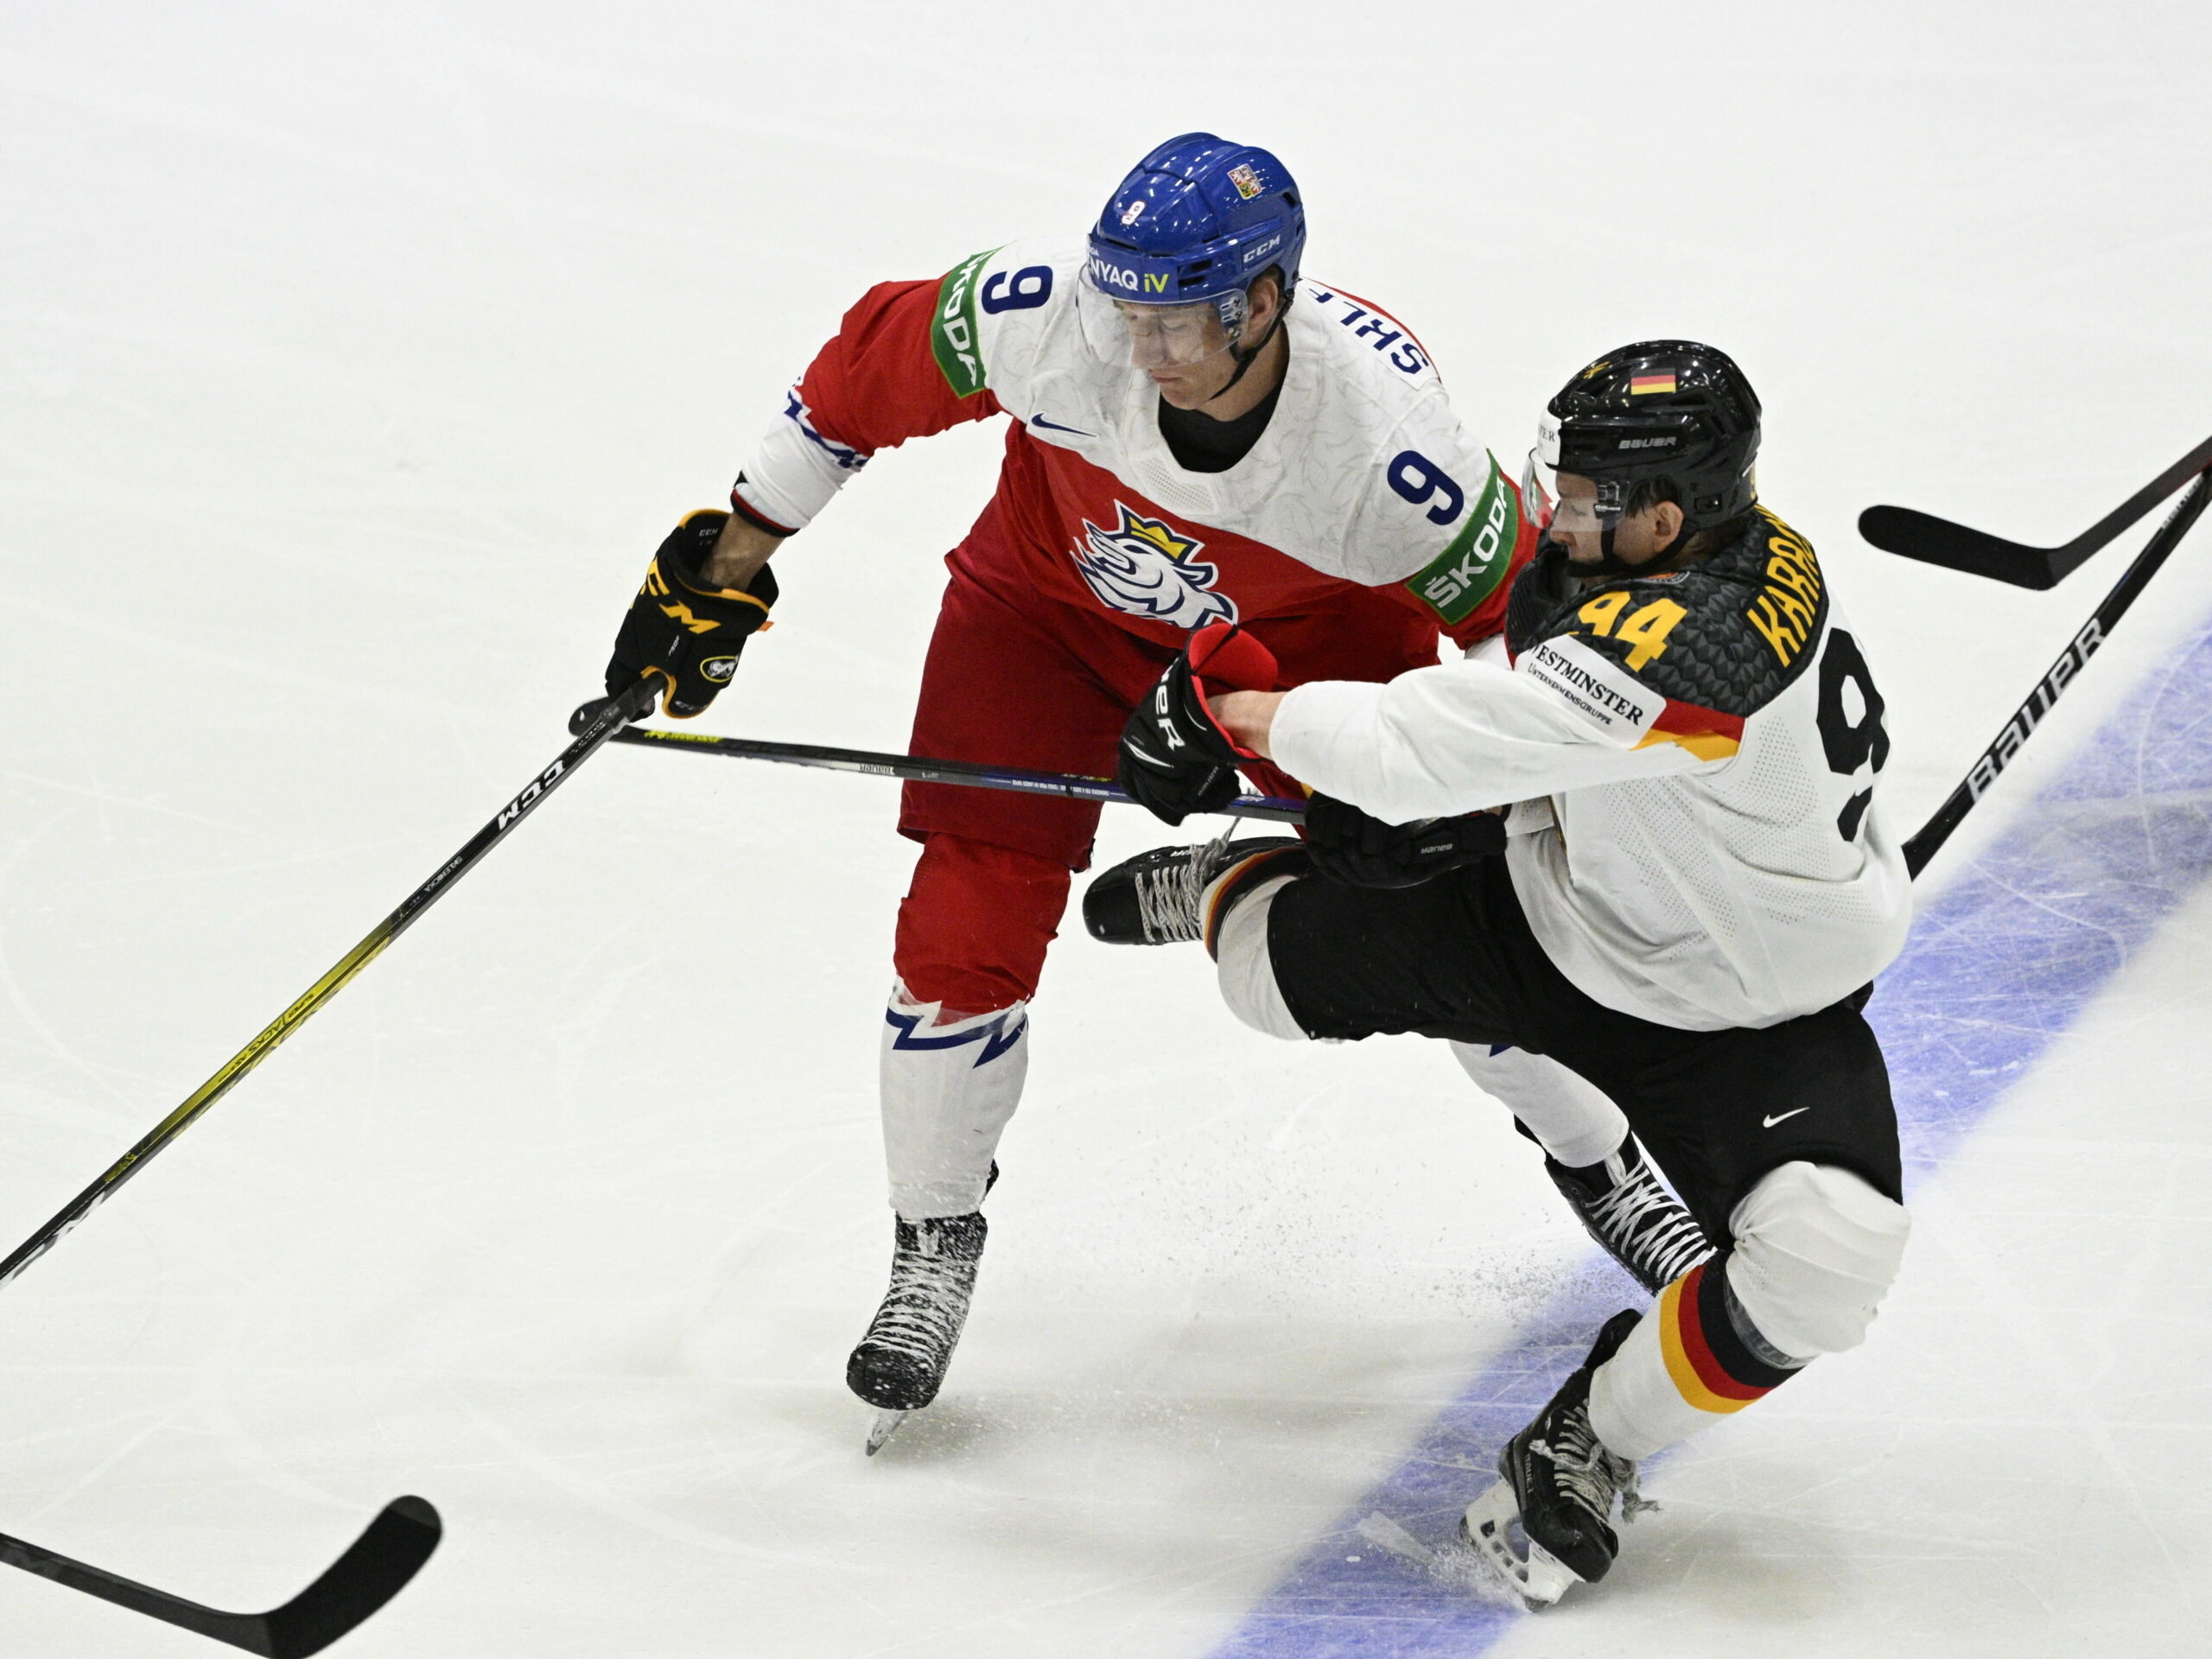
top-left (1580, 512), bottom-right (1694, 580)
top-left (1204, 291), bottom-right (1290, 406)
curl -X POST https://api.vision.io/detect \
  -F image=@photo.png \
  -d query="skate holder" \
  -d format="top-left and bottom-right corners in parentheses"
top-left (1459, 1480), bottom-right (1580, 1610)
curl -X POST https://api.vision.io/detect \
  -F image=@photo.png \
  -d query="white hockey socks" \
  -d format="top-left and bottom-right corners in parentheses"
top-left (879, 982), bottom-right (1030, 1221)
top-left (1449, 1041), bottom-right (1630, 1173)
top-left (1209, 871), bottom-right (1310, 1041)
top-left (1587, 1161), bottom-right (1909, 1460)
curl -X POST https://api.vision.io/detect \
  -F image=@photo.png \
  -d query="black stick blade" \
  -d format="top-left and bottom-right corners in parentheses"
top-left (258, 1496), bottom-right (442, 1658)
top-left (1857, 504), bottom-right (2067, 589)
top-left (1861, 434), bottom-right (2212, 591)
top-left (0, 1496), bottom-right (441, 1657)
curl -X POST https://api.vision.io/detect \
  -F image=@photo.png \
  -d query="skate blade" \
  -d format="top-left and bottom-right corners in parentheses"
top-left (1459, 1479), bottom-right (1582, 1610)
top-left (864, 1409), bottom-right (911, 1456)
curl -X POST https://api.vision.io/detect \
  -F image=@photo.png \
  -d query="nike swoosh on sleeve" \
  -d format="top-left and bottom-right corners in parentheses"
top-left (1030, 413), bottom-right (1093, 436)
top-left (1762, 1108), bottom-right (1810, 1128)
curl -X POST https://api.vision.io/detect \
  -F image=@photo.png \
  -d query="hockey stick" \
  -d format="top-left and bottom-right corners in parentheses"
top-left (1859, 432), bottom-right (2212, 590)
top-left (1904, 468), bottom-right (2212, 875)
top-left (588, 721), bottom-right (1311, 823)
top-left (0, 678), bottom-right (658, 1289)
top-left (0, 1495), bottom-right (441, 1656)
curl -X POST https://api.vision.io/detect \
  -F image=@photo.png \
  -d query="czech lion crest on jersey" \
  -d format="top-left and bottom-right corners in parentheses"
top-left (1071, 503), bottom-right (1237, 630)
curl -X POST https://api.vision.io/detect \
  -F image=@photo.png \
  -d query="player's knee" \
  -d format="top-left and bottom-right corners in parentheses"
top-left (894, 835), bottom-right (1072, 1011)
top-left (1210, 869), bottom-right (1309, 1041)
top-left (1725, 1161), bottom-right (1910, 1359)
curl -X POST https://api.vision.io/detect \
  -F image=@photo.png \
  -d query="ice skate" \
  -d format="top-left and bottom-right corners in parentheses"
top-left (849, 1209), bottom-right (988, 1453)
top-left (1548, 1140), bottom-right (1713, 1295)
top-left (1461, 1309), bottom-right (1650, 1607)
top-left (1083, 830), bottom-right (1305, 945)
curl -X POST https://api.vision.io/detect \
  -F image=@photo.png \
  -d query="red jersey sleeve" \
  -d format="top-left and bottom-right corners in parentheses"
top-left (797, 277), bottom-right (1002, 454)
top-left (729, 271), bottom-right (1005, 536)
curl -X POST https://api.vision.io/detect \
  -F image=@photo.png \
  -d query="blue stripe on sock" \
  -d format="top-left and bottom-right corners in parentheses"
top-left (1206, 613), bottom-right (2212, 1657)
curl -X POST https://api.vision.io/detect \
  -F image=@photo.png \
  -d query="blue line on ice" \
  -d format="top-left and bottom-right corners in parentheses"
top-left (1207, 610), bottom-right (2212, 1657)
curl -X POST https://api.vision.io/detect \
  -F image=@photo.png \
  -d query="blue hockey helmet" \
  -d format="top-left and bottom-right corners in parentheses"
top-left (1087, 132), bottom-right (1305, 306)
top-left (1079, 134), bottom-right (1305, 378)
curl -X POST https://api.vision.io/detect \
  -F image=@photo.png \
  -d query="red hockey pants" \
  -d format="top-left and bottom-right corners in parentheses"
top-left (893, 561), bottom-right (1424, 1014)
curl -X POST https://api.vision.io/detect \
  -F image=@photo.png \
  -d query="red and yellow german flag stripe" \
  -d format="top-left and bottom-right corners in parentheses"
top-left (1634, 699), bottom-right (1745, 762)
top-left (1658, 1262), bottom-right (1773, 1414)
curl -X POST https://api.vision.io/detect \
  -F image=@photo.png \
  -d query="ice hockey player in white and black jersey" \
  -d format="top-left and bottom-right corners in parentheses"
top-left (1086, 342), bottom-right (1915, 1605)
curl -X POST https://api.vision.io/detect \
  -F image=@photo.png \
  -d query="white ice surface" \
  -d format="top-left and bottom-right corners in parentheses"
top-left (1, 3), bottom-right (2209, 1654)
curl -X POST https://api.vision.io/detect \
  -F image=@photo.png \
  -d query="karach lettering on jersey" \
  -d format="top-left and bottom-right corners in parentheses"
top-left (1269, 506), bottom-right (1910, 1033)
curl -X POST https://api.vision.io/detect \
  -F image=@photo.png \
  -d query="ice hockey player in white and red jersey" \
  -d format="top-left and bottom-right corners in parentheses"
top-left (1087, 342), bottom-right (1914, 1603)
top-left (584, 137), bottom-right (1713, 1450)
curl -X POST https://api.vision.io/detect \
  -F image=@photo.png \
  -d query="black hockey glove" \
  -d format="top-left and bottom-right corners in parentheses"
top-left (603, 510), bottom-right (778, 719)
top-left (1117, 622), bottom-right (1280, 826)
top-left (1303, 791), bottom-right (1506, 888)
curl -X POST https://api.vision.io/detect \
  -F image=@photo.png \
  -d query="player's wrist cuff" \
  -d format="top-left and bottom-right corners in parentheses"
top-left (728, 486), bottom-right (798, 538)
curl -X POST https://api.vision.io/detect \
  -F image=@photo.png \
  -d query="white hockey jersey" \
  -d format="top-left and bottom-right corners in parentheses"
top-left (725, 235), bottom-right (1535, 655)
top-left (1268, 509), bottom-right (1914, 1031)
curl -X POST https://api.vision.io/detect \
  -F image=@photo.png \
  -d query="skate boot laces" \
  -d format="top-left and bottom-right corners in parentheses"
top-left (1128, 828), bottom-right (1237, 944)
top-left (1535, 1409), bottom-right (1648, 1529)
top-left (866, 1251), bottom-right (975, 1368)
top-left (1584, 1158), bottom-right (1713, 1291)
top-left (866, 1216), bottom-right (984, 1369)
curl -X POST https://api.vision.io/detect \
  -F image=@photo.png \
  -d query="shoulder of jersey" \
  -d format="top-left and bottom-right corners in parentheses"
top-left (926, 235), bottom-right (1088, 403)
top-left (1534, 507), bottom-right (1832, 718)
top-left (1294, 282), bottom-right (1447, 401)
top-left (929, 250), bottom-right (1453, 416)
top-left (1286, 281), bottom-right (1522, 595)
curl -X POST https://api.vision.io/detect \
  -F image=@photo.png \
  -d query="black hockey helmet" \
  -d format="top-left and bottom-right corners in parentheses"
top-left (1531, 340), bottom-right (1762, 553)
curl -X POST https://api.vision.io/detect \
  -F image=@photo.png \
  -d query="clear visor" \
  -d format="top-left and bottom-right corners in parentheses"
top-left (1076, 277), bottom-right (1244, 372)
top-left (1525, 416), bottom-right (1622, 538)
top-left (1519, 448), bottom-right (1556, 535)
